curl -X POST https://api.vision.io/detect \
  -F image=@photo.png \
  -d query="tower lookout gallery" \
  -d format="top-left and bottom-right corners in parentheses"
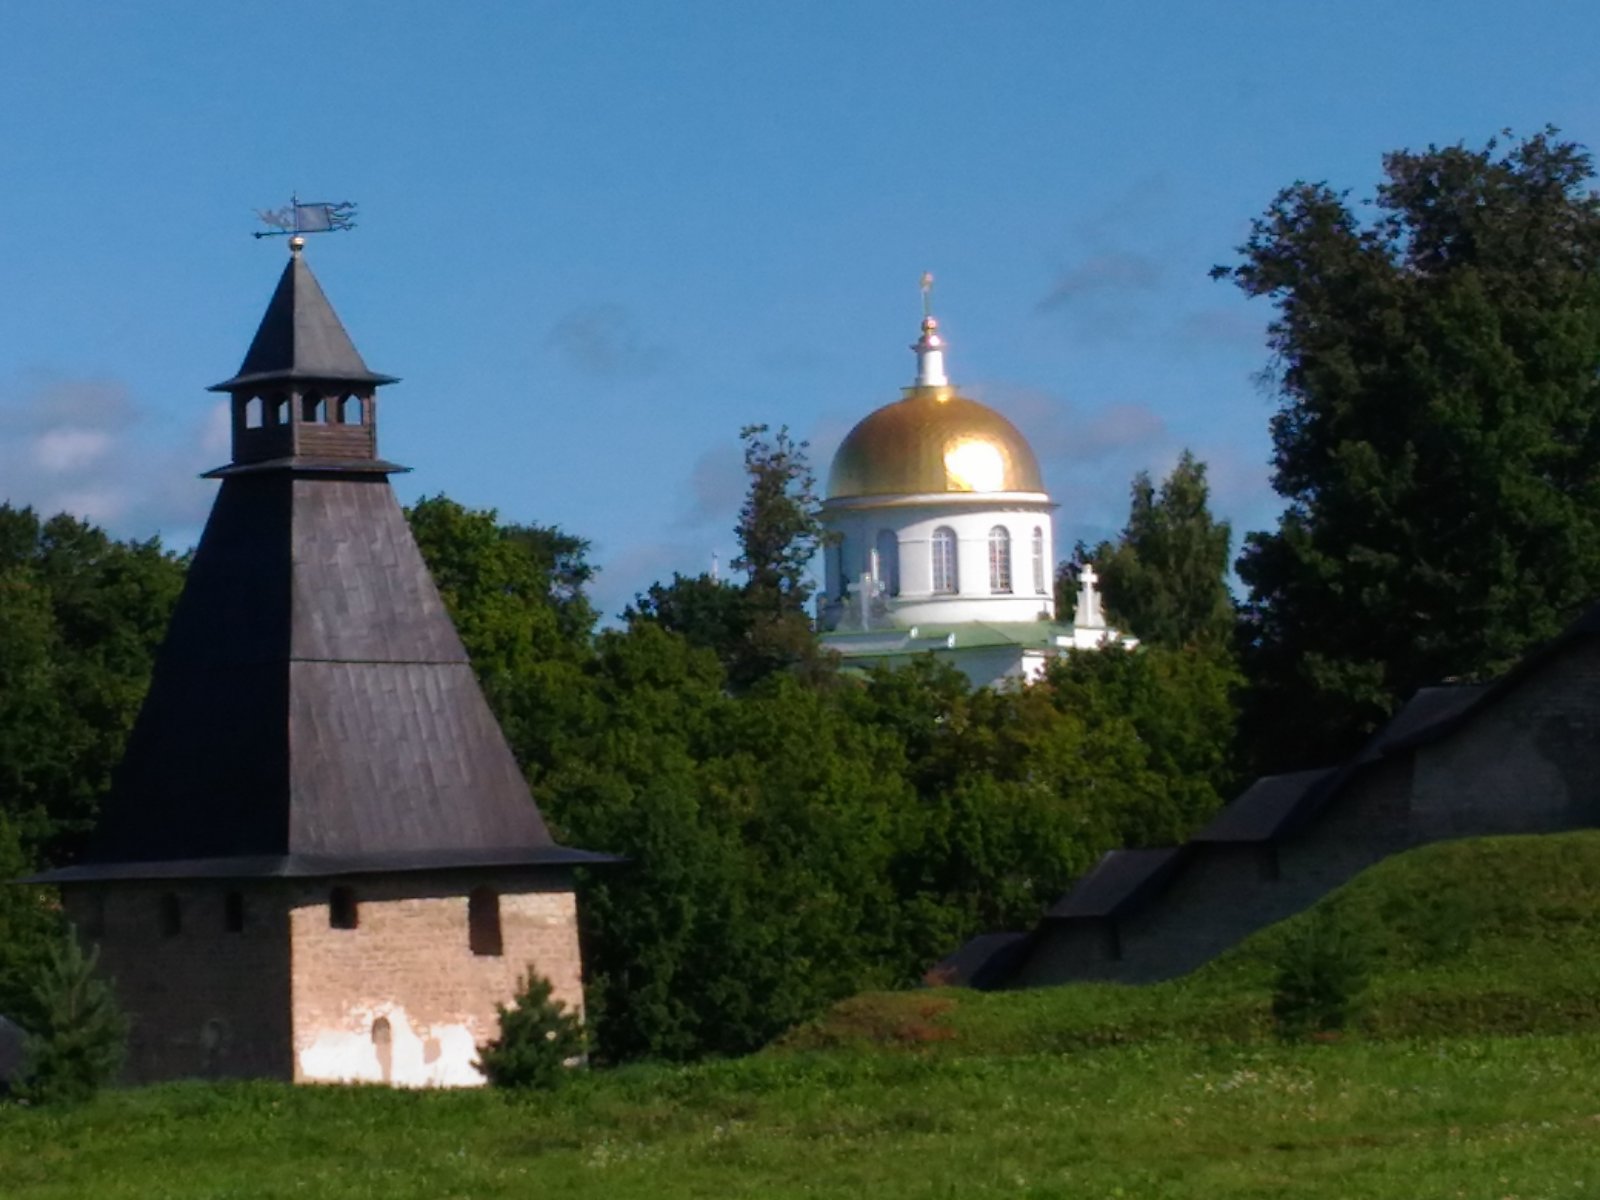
top-left (32, 242), bottom-right (613, 1087)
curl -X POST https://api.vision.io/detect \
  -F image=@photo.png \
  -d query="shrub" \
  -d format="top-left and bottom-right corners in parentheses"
top-left (1271, 905), bottom-right (1371, 1041)
top-left (475, 969), bottom-right (585, 1090)
top-left (13, 936), bottom-right (126, 1106)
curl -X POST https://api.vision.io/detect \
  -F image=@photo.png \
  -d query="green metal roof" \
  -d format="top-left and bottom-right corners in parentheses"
top-left (822, 620), bottom-right (1073, 659)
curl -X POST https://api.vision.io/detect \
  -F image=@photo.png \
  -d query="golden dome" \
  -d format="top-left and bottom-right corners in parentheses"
top-left (826, 386), bottom-right (1046, 500)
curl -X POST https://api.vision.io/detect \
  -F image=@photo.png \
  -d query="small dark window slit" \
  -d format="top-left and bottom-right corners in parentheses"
top-left (160, 893), bottom-right (182, 937)
top-left (469, 887), bottom-right (503, 957)
top-left (329, 886), bottom-right (359, 930)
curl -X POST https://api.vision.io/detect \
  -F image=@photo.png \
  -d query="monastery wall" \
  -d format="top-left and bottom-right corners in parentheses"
top-left (1412, 638), bottom-right (1600, 839)
top-left (1016, 757), bottom-right (1417, 986)
top-left (1016, 635), bottom-right (1600, 989)
top-left (286, 870), bottom-right (582, 1088)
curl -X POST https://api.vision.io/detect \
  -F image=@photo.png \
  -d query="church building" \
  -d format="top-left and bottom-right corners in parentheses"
top-left (31, 240), bottom-right (612, 1087)
top-left (818, 291), bottom-right (1133, 688)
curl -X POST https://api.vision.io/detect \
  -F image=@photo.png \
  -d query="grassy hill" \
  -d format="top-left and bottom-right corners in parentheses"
top-left (787, 830), bottom-right (1600, 1054)
top-left (7, 832), bottom-right (1600, 1199)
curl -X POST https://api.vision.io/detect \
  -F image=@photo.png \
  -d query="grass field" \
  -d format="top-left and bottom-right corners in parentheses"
top-left (7, 1036), bottom-right (1600, 1198)
top-left (8, 832), bottom-right (1600, 1199)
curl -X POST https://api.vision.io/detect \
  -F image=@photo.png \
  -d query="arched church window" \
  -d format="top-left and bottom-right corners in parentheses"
top-left (1032, 526), bottom-right (1047, 595)
top-left (836, 536), bottom-right (849, 597)
top-left (931, 527), bottom-right (958, 594)
top-left (469, 887), bottom-right (503, 957)
top-left (338, 394), bottom-right (363, 425)
top-left (329, 886), bottom-right (359, 930)
top-left (243, 396), bottom-right (264, 429)
top-left (989, 526), bottom-right (1013, 594)
top-left (874, 530), bottom-right (900, 596)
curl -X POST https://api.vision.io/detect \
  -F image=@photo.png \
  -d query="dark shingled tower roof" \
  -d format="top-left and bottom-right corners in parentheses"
top-left (209, 251), bottom-right (398, 391)
top-left (38, 248), bottom-right (610, 883)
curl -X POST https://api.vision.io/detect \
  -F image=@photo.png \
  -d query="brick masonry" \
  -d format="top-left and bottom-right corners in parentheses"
top-left (66, 868), bottom-right (581, 1087)
top-left (289, 871), bottom-right (582, 1087)
top-left (63, 882), bottom-right (294, 1083)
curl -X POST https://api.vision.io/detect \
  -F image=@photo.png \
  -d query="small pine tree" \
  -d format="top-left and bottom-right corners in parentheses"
top-left (1270, 905), bottom-right (1371, 1041)
top-left (14, 937), bottom-right (126, 1105)
top-left (475, 969), bottom-right (584, 1090)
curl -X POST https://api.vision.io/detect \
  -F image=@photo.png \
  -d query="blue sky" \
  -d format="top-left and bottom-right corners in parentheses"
top-left (2, 2), bottom-right (1596, 617)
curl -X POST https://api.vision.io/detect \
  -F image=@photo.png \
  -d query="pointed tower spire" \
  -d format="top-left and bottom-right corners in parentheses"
top-left (46, 253), bottom-right (612, 881)
top-left (208, 243), bottom-right (399, 471)
top-left (911, 271), bottom-right (949, 388)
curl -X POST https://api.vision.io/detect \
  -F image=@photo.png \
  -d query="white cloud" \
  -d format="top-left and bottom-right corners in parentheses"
top-left (31, 427), bottom-right (113, 473)
top-left (0, 376), bottom-right (222, 547)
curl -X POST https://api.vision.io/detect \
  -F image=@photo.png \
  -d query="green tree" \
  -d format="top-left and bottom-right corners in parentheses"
top-left (539, 623), bottom-right (911, 1062)
top-left (1270, 904), bottom-right (1372, 1041)
top-left (11, 936), bottom-right (126, 1105)
top-left (632, 425), bottom-right (832, 691)
top-left (474, 969), bottom-right (585, 1090)
top-left (730, 423), bottom-right (831, 687)
top-left (1066, 452), bottom-right (1235, 650)
top-left (1042, 645), bottom-right (1239, 846)
top-left (735, 424), bottom-right (826, 619)
top-left (0, 816), bottom-right (62, 1025)
top-left (626, 571), bottom-right (750, 662)
top-left (0, 506), bottom-right (184, 862)
top-left (1215, 129), bottom-right (1600, 770)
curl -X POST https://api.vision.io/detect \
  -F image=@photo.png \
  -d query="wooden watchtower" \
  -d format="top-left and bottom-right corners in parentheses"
top-left (35, 243), bottom-right (611, 1086)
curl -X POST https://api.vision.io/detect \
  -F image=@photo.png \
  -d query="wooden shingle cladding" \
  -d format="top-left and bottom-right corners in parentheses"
top-left (57, 470), bottom-right (606, 880)
top-left (209, 252), bottom-right (396, 392)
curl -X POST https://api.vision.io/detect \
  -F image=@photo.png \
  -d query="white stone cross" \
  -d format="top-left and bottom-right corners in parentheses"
top-left (1074, 562), bottom-right (1106, 630)
top-left (845, 574), bottom-right (879, 630)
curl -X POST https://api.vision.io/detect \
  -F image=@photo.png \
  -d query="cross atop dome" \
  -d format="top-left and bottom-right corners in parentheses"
top-left (912, 271), bottom-right (949, 388)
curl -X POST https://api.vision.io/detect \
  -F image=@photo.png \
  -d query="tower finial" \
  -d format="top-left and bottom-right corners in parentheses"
top-left (910, 271), bottom-right (948, 388)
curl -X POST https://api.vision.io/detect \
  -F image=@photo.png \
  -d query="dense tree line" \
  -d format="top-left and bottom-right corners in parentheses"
top-left (406, 431), bottom-right (1238, 1060)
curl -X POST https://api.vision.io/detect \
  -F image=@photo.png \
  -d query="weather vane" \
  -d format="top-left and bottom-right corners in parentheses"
top-left (253, 193), bottom-right (358, 241)
top-left (921, 271), bottom-right (935, 318)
